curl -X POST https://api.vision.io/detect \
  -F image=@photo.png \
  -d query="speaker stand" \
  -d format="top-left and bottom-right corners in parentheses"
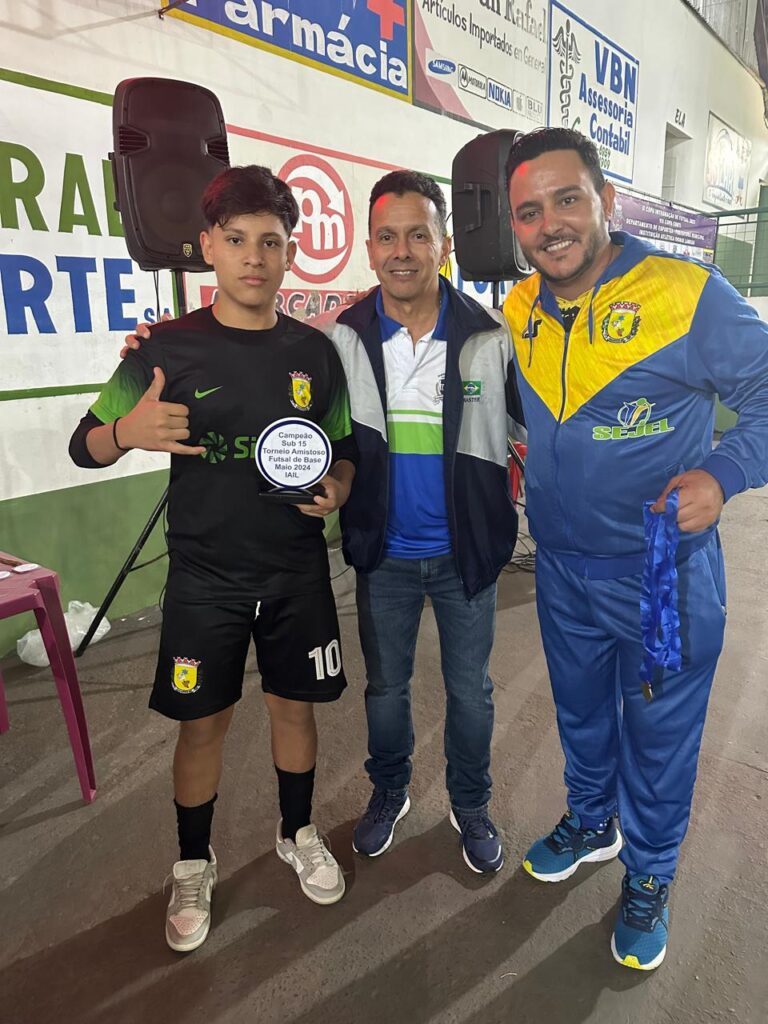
top-left (492, 281), bottom-right (501, 309)
top-left (75, 269), bottom-right (187, 657)
top-left (158, 0), bottom-right (188, 17)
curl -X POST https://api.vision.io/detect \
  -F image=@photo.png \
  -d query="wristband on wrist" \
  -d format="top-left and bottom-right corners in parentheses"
top-left (113, 417), bottom-right (132, 453)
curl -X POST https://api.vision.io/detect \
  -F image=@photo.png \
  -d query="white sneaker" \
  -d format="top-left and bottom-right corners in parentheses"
top-left (275, 822), bottom-right (345, 905)
top-left (165, 846), bottom-right (218, 952)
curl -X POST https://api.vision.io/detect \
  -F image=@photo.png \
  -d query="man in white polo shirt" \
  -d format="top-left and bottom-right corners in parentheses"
top-left (328, 171), bottom-right (523, 872)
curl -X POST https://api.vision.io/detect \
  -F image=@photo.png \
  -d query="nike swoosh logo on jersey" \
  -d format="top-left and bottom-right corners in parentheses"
top-left (194, 386), bottom-right (223, 399)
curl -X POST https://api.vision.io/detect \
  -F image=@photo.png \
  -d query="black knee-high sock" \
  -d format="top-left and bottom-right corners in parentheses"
top-left (275, 766), bottom-right (315, 841)
top-left (175, 794), bottom-right (217, 861)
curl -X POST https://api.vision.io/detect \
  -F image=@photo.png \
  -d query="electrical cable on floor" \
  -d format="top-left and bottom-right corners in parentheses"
top-left (327, 547), bottom-right (352, 581)
top-left (504, 494), bottom-right (537, 573)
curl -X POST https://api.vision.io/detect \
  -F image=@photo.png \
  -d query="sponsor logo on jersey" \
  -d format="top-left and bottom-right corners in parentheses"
top-left (172, 657), bottom-right (201, 694)
top-left (602, 301), bottom-right (641, 343)
top-left (199, 431), bottom-right (228, 463)
top-left (290, 371), bottom-right (313, 410)
top-left (522, 318), bottom-right (542, 340)
top-left (194, 386), bottom-right (223, 399)
top-left (592, 398), bottom-right (675, 441)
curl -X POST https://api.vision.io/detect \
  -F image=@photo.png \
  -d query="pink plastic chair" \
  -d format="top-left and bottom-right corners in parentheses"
top-left (0, 554), bottom-right (96, 802)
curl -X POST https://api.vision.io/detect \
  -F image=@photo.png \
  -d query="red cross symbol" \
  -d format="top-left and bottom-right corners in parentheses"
top-left (367, 0), bottom-right (405, 40)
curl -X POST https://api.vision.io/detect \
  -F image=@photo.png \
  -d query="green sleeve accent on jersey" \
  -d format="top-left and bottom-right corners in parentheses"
top-left (320, 377), bottom-right (353, 442)
top-left (90, 356), bottom-right (152, 424)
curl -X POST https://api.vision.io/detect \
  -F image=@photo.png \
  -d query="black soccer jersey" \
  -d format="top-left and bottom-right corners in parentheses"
top-left (81, 306), bottom-right (356, 601)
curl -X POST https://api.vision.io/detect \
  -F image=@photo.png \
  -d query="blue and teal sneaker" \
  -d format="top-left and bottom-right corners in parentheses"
top-left (611, 873), bottom-right (669, 970)
top-left (522, 809), bottom-right (623, 882)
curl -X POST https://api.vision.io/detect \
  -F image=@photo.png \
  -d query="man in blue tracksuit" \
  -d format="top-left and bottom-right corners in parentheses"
top-left (503, 128), bottom-right (768, 970)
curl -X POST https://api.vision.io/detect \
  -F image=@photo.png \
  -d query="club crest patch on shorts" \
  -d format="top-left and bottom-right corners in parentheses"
top-left (172, 657), bottom-right (202, 694)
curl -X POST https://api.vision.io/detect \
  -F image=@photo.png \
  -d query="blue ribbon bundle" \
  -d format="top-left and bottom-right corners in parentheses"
top-left (640, 489), bottom-right (683, 700)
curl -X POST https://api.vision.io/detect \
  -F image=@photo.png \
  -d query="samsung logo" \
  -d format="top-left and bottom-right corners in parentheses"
top-left (428, 58), bottom-right (456, 75)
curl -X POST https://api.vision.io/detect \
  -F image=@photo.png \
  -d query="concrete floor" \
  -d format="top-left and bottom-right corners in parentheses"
top-left (2, 493), bottom-right (768, 1024)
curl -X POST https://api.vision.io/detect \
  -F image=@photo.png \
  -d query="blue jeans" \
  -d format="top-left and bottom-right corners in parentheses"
top-left (355, 555), bottom-right (497, 811)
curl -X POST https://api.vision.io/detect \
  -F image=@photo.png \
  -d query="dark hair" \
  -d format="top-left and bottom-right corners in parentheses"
top-left (368, 170), bottom-right (448, 234)
top-left (201, 165), bottom-right (299, 235)
top-left (505, 128), bottom-right (606, 193)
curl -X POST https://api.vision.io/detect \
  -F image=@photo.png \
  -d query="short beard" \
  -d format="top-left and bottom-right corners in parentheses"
top-left (525, 228), bottom-right (605, 289)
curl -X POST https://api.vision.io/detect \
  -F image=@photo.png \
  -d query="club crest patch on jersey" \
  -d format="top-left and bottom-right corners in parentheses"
top-left (172, 657), bottom-right (202, 694)
top-left (602, 301), bottom-right (641, 343)
top-left (289, 371), bottom-right (313, 410)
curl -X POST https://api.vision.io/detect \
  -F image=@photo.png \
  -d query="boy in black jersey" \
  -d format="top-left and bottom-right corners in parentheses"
top-left (69, 166), bottom-right (356, 951)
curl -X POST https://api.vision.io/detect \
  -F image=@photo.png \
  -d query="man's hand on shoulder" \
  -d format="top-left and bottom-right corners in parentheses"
top-left (117, 367), bottom-right (205, 456)
top-left (120, 312), bottom-right (173, 359)
top-left (304, 286), bottom-right (376, 330)
top-left (652, 469), bottom-right (725, 532)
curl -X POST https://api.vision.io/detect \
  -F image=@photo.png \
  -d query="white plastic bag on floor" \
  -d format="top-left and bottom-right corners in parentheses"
top-left (16, 601), bottom-right (110, 667)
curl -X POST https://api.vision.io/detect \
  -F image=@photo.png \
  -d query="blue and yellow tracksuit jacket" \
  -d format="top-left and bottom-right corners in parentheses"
top-left (503, 231), bottom-right (768, 576)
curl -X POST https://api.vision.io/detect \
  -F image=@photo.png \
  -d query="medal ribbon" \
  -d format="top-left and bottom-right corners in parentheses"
top-left (640, 489), bottom-right (683, 698)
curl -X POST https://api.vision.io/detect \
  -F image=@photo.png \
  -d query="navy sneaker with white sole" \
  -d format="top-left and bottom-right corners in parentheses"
top-left (353, 788), bottom-right (410, 856)
top-left (450, 808), bottom-right (504, 874)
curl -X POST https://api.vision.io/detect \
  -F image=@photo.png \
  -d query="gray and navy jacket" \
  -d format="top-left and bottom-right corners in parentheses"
top-left (324, 279), bottom-right (524, 598)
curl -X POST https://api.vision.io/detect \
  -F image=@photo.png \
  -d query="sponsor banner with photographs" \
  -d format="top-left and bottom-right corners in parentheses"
top-left (412, 0), bottom-right (548, 129)
top-left (548, 1), bottom-right (639, 183)
top-left (612, 191), bottom-right (717, 263)
top-left (703, 112), bottom-right (752, 210)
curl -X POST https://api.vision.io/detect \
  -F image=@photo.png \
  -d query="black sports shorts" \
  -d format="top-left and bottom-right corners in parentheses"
top-left (149, 583), bottom-right (347, 721)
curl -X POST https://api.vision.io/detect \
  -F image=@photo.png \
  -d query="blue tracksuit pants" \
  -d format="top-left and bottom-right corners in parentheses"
top-left (535, 533), bottom-right (727, 884)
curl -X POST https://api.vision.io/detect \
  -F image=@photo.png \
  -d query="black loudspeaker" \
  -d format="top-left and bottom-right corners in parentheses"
top-left (451, 129), bottom-right (531, 282)
top-left (110, 78), bottom-right (230, 272)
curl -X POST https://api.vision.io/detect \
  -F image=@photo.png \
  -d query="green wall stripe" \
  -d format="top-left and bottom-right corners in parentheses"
top-left (0, 469), bottom-right (342, 657)
top-left (0, 470), bottom-right (170, 657)
top-left (0, 67), bottom-right (112, 106)
top-left (0, 384), bottom-right (105, 402)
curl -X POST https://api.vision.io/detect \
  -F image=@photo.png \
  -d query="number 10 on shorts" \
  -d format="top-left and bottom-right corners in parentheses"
top-left (308, 640), bottom-right (341, 680)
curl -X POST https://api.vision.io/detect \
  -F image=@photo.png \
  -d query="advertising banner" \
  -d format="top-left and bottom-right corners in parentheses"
top-left (703, 112), bottom-right (752, 210)
top-left (412, 0), bottom-right (548, 129)
top-left (162, 0), bottom-right (411, 101)
top-left (0, 80), bottom-right (174, 393)
top-left (612, 191), bottom-right (718, 263)
top-left (547, 1), bottom-right (639, 184)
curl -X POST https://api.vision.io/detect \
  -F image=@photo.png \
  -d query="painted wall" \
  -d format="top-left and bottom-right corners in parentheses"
top-left (1, 0), bottom-right (767, 653)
